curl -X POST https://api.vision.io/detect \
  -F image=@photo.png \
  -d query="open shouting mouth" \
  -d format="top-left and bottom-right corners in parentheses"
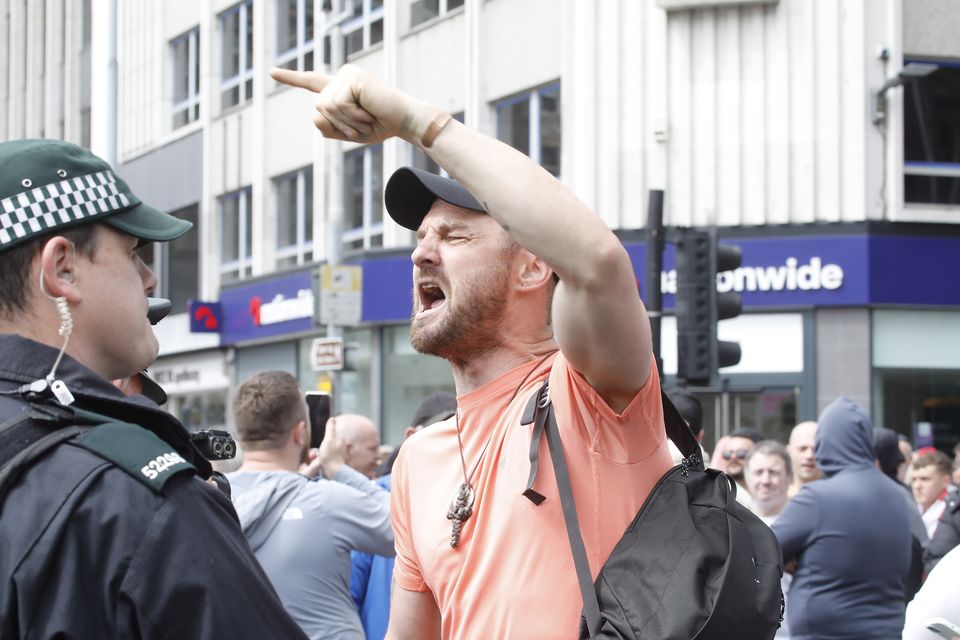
top-left (416, 280), bottom-right (448, 319)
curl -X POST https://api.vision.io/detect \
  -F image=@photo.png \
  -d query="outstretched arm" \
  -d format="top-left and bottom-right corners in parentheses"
top-left (273, 66), bottom-right (652, 410)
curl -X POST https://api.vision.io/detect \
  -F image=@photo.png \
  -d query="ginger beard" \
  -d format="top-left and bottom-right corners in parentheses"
top-left (410, 255), bottom-right (514, 366)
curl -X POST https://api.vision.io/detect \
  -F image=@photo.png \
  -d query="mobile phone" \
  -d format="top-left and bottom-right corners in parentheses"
top-left (305, 392), bottom-right (331, 449)
top-left (926, 617), bottom-right (960, 639)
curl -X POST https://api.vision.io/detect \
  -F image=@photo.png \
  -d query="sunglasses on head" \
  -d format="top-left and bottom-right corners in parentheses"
top-left (722, 449), bottom-right (751, 461)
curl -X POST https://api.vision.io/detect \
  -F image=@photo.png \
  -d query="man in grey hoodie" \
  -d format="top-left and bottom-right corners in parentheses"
top-left (772, 397), bottom-right (912, 640)
top-left (228, 371), bottom-right (394, 640)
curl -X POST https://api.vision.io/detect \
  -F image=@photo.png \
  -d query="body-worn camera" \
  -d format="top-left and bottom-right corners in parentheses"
top-left (191, 429), bottom-right (236, 460)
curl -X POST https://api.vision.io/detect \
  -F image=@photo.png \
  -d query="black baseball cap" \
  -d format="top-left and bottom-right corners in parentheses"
top-left (384, 167), bottom-right (485, 231)
top-left (0, 139), bottom-right (192, 253)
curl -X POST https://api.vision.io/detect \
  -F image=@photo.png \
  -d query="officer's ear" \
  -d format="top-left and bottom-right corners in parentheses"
top-left (38, 236), bottom-right (82, 304)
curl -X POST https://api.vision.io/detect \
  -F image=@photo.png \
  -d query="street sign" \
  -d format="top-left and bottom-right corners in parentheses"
top-left (310, 337), bottom-right (345, 371)
top-left (319, 264), bottom-right (362, 326)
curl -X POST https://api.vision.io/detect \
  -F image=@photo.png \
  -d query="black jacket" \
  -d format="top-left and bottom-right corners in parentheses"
top-left (925, 492), bottom-right (960, 574)
top-left (0, 334), bottom-right (307, 639)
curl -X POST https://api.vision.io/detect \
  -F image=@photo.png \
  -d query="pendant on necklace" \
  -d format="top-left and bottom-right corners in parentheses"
top-left (446, 482), bottom-right (476, 548)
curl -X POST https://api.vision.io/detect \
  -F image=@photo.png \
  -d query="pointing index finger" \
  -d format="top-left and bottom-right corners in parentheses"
top-left (269, 67), bottom-right (331, 94)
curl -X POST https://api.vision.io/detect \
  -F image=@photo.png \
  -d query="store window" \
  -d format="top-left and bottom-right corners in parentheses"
top-left (136, 204), bottom-right (199, 314)
top-left (873, 310), bottom-right (960, 452)
top-left (876, 369), bottom-right (960, 452)
top-left (220, 186), bottom-right (253, 284)
top-left (382, 325), bottom-right (455, 446)
top-left (175, 392), bottom-right (228, 432)
top-left (495, 83), bottom-right (562, 177)
top-left (171, 27), bottom-right (201, 129)
top-left (339, 327), bottom-right (374, 421)
top-left (343, 144), bottom-right (384, 251)
top-left (904, 59), bottom-right (960, 205)
top-left (410, 0), bottom-right (464, 29)
top-left (342, 0), bottom-right (384, 58)
top-left (220, 0), bottom-right (254, 110)
top-left (277, 0), bottom-right (314, 71)
top-left (695, 388), bottom-right (799, 453)
top-left (275, 166), bottom-right (314, 268)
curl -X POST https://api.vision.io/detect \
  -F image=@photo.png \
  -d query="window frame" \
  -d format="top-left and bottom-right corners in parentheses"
top-left (219, 0), bottom-right (254, 111)
top-left (219, 186), bottom-right (253, 283)
top-left (342, 144), bottom-right (384, 251)
top-left (274, 166), bottom-right (314, 268)
top-left (494, 82), bottom-right (562, 178)
top-left (342, 0), bottom-right (385, 58)
top-left (276, 0), bottom-right (315, 71)
top-left (409, 0), bottom-right (464, 30)
top-left (171, 26), bottom-right (201, 129)
top-left (902, 57), bottom-right (960, 206)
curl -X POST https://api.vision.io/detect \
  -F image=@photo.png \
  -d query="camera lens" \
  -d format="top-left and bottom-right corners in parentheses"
top-left (213, 441), bottom-right (224, 456)
top-left (223, 441), bottom-right (235, 457)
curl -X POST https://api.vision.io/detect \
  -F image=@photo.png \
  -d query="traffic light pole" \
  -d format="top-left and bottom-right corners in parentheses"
top-left (645, 190), bottom-right (665, 379)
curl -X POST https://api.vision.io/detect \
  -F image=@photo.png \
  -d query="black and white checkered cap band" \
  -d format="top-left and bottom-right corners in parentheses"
top-left (0, 170), bottom-right (131, 248)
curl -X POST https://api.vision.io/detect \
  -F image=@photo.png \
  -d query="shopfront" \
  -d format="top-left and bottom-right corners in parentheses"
top-left (197, 223), bottom-right (960, 452)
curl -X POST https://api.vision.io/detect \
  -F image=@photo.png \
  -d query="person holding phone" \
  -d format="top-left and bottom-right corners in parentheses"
top-left (228, 371), bottom-right (394, 640)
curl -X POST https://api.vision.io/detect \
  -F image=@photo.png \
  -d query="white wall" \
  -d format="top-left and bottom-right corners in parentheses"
top-left (104, 0), bottom-right (960, 302)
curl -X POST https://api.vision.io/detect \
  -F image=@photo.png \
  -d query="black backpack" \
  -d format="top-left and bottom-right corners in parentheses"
top-left (520, 380), bottom-right (783, 640)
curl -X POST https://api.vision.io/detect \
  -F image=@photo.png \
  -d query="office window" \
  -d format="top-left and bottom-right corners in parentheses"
top-left (410, 0), bottom-right (464, 29)
top-left (904, 60), bottom-right (960, 205)
top-left (171, 27), bottom-right (201, 129)
top-left (136, 204), bottom-right (200, 314)
top-left (342, 0), bottom-right (384, 58)
top-left (343, 145), bottom-right (383, 250)
top-left (275, 166), bottom-right (314, 268)
top-left (220, 0), bottom-right (254, 110)
top-left (277, 0), bottom-right (314, 71)
top-left (495, 84), bottom-right (562, 177)
top-left (220, 187), bottom-right (253, 284)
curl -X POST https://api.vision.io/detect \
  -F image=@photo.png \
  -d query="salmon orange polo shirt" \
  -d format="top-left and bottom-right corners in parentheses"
top-left (390, 352), bottom-right (673, 639)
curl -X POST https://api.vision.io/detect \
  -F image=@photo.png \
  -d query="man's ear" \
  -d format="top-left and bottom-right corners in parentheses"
top-left (38, 236), bottom-right (82, 303)
top-left (291, 419), bottom-right (307, 446)
top-left (516, 252), bottom-right (553, 291)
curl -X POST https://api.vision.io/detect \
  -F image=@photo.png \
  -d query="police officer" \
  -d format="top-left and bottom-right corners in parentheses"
top-left (0, 140), bottom-right (307, 639)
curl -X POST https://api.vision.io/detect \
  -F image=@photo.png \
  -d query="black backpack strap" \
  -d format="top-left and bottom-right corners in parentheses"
top-left (520, 383), bottom-right (549, 505)
top-left (532, 381), bottom-right (603, 638)
top-left (661, 389), bottom-right (704, 471)
top-left (0, 422), bottom-right (89, 509)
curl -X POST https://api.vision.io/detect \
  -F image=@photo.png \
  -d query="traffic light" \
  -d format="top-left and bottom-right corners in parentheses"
top-left (674, 228), bottom-right (742, 385)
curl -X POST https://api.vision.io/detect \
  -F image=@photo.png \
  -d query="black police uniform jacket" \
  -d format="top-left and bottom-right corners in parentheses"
top-left (0, 334), bottom-right (308, 640)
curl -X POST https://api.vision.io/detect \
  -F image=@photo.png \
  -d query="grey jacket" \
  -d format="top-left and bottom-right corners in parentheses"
top-left (228, 466), bottom-right (393, 640)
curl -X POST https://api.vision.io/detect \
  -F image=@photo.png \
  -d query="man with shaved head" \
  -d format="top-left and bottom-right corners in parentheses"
top-left (788, 421), bottom-right (822, 497)
top-left (337, 414), bottom-right (383, 480)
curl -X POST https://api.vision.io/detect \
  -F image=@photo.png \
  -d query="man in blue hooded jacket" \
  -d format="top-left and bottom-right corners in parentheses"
top-left (772, 396), bottom-right (912, 640)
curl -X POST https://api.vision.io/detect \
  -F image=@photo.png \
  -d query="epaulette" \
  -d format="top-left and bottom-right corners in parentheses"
top-left (72, 420), bottom-right (196, 494)
top-left (0, 400), bottom-right (196, 503)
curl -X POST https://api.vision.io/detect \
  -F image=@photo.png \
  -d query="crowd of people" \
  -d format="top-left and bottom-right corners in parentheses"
top-left (682, 392), bottom-right (960, 640)
top-left (0, 63), bottom-right (957, 640)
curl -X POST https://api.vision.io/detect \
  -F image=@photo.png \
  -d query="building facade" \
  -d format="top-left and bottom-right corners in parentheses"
top-left (3, 0), bottom-right (959, 453)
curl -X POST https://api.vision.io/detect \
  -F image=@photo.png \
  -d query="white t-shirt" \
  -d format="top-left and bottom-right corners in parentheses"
top-left (921, 498), bottom-right (948, 540)
top-left (902, 544), bottom-right (960, 639)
